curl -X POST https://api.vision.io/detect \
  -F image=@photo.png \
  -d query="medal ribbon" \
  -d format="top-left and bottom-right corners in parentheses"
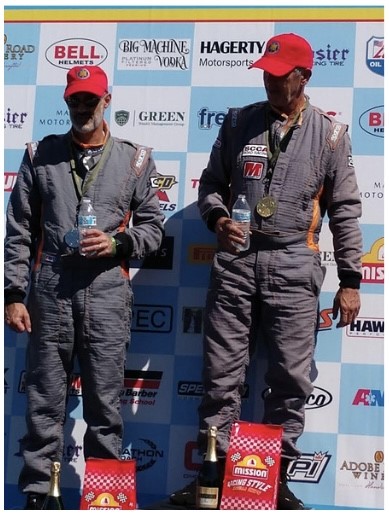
top-left (69, 136), bottom-right (113, 201)
top-left (263, 105), bottom-right (303, 195)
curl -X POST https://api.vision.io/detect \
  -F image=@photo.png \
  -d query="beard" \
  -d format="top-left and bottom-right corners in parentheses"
top-left (70, 109), bottom-right (104, 134)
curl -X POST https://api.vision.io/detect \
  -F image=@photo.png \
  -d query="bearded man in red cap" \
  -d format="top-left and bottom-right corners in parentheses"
top-left (170, 33), bottom-right (362, 510)
top-left (4, 65), bottom-right (165, 509)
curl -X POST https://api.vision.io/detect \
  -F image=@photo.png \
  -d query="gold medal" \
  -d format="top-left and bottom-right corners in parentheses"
top-left (256, 196), bottom-right (277, 218)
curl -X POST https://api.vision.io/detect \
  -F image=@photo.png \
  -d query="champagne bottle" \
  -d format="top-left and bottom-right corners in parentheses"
top-left (41, 461), bottom-right (64, 510)
top-left (196, 426), bottom-right (220, 509)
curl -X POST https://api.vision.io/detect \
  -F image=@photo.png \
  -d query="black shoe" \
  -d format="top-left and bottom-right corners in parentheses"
top-left (277, 480), bottom-right (307, 510)
top-left (169, 479), bottom-right (197, 506)
top-left (24, 493), bottom-right (46, 510)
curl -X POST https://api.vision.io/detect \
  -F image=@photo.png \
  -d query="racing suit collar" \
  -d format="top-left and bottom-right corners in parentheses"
top-left (269, 96), bottom-right (308, 126)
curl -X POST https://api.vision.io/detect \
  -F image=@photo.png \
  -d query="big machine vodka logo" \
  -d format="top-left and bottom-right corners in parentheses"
top-left (118, 38), bottom-right (190, 70)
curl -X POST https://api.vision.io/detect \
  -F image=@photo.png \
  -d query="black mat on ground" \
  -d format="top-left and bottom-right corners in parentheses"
top-left (142, 498), bottom-right (195, 510)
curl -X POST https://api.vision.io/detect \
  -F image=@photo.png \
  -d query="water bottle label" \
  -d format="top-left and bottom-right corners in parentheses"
top-left (233, 211), bottom-right (250, 222)
top-left (78, 215), bottom-right (97, 227)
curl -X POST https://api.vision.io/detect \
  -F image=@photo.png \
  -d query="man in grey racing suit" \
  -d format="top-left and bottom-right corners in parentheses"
top-left (4, 65), bottom-right (164, 509)
top-left (170, 33), bottom-right (362, 510)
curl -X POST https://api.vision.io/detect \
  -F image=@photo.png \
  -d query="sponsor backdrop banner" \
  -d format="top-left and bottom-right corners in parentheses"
top-left (3, 4), bottom-right (384, 510)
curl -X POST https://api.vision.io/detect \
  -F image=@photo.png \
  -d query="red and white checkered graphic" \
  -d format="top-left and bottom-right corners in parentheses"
top-left (228, 433), bottom-right (282, 460)
top-left (80, 459), bottom-right (136, 510)
top-left (83, 470), bottom-right (135, 490)
top-left (221, 422), bottom-right (282, 510)
top-left (221, 496), bottom-right (274, 510)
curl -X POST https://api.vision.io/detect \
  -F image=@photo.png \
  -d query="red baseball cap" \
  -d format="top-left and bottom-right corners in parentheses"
top-left (64, 66), bottom-right (108, 99)
top-left (249, 33), bottom-right (314, 77)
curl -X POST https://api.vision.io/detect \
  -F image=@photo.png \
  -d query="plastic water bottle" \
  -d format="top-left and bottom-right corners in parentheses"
top-left (78, 198), bottom-right (97, 256)
top-left (231, 194), bottom-right (251, 251)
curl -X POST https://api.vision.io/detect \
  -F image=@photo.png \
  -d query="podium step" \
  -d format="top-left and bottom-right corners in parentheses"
top-left (142, 498), bottom-right (196, 509)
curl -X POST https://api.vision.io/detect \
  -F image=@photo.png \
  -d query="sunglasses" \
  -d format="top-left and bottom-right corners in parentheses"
top-left (65, 95), bottom-right (103, 109)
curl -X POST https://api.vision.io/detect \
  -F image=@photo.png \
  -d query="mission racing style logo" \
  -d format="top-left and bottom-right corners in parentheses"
top-left (361, 238), bottom-right (384, 283)
top-left (227, 453), bottom-right (274, 494)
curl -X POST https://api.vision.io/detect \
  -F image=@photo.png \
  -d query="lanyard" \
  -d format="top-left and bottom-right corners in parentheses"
top-left (69, 136), bottom-right (113, 200)
top-left (263, 107), bottom-right (302, 194)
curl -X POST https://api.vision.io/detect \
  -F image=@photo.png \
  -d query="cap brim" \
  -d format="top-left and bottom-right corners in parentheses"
top-left (249, 56), bottom-right (295, 77)
top-left (64, 83), bottom-right (106, 99)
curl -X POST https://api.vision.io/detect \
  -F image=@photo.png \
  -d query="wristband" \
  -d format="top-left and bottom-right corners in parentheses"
top-left (111, 236), bottom-right (117, 256)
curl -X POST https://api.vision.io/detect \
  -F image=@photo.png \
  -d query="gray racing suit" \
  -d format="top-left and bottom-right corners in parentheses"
top-left (197, 99), bottom-right (362, 460)
top-left (4, 131), bottom-right (164, 493)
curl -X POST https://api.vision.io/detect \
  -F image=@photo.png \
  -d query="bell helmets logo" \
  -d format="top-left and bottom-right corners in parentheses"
top-left (359, 105), bottom-right (384, 138)
top-left (45, 38), bottom-right (108, 69)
